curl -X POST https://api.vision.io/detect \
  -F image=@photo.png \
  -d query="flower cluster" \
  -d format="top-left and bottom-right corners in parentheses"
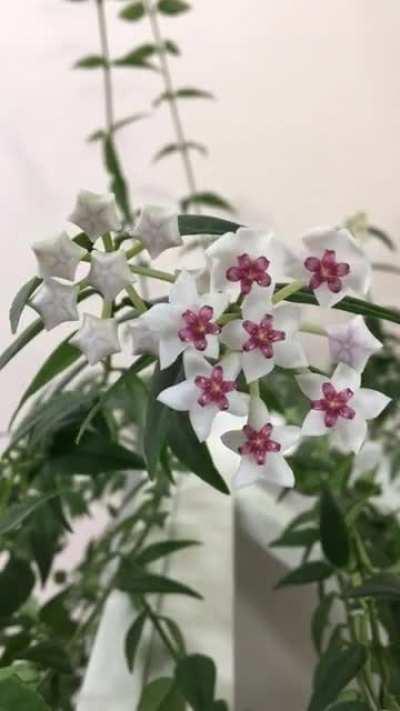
top-left (30, 190), bottom-right (390, 490)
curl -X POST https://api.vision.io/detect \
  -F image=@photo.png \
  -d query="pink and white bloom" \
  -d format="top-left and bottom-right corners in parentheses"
top-left (144, 271), bottom-right (228, 369)
top-left (69, 190), bottom-right (121, 242)
top-left (133, 205), bottom-right (182, 260)
top-left (326, 315), bottom-right (382, 371)
top-left (88, 250), bottom-right (133, 302)
top-left (221, 397), bottom-right (300, 489)
top-left (206, 227), bottom-right (292, 297)
top-left (31, 279), bottom-right (79, 331)
top-left (220, 284), bottom-right (307, 382)
top-left (70, 314), bottom-right (121, 365)
top-left (293, 227), bottom-right (371, 307)
top-left (157, 351), bottom-right (248, 442)
top-left (296, 363), bottom-right (390, 453)
top-left (32, 232), bottom-right (87, 281)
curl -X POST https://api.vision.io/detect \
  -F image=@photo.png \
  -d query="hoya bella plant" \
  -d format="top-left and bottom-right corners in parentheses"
top-left (1, 189), bottom-right (400, 711)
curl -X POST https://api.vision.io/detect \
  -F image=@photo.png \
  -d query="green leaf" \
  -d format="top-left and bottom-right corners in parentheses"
top-left (124, 610), bottom-right (147, 671)
top-left (175, 654), bottom-right (216, 710)
top-left (178, 214), bottom-right (240, 236)
top-left (138, 677), bottom-right (185, 711)
top-left (9, 276), bottom-right (41, 334)
top-left (0, 494), bottom-right (59, 537)
top-left (39, 589), bottom-right (77, 638)
top-left (154, 87), bottom-right (214, 106)
top-left (117, 566), bottom-right (202, 598)
top-left (119, 1), bottom-right (145, 21)
top-left (276, 561), bottom-right (333, 589)
top-left (181, 192), bottom-right (235, 214)
top-left (135, 539), bottom-right (200, 566)
top-left (0, 318), bottom-right (44, 371)
top-left (347, 573), bottom-right (400, 600)
top-left (113, 44), bottom-right (156, 69)
top-left (0, 557), bottom-right (35, 617)
top-left (154, 141), bottom-right (207, 162)
top-left (19, 641), bottom-right (72, 674)
top-left (87, 112), bottom-right (149, 142)
top-left (311, 593), bottom-right (335, 654)
top-left (13, 392), bottom-right (94, 447)
top-left (320, 487), bottom-right (350, 568)
top-left (103, 135), bottom-right (132, 222)
top-left (75, 54), bottom-right (106, 69)
top-left (167, 411), bottom-right (229, 494)
top-left (158, 0), bottom-right (190, 14)
top-left (328, 703), bottom-right (370, 711)
top-left (0, 677), bottom-right (49, 711)
top-left (48, 436), bottom-right (145, 475)
top-left (270, 527), bottom-right (319, 548)
top-left (158, 616), bottom-right (186, 655)
top-left (10, 339), bottom-right (81, 424)
top-left (144, 359), bottom-right (183, 476)
top-left (308, 643), bottom-right (367, 711)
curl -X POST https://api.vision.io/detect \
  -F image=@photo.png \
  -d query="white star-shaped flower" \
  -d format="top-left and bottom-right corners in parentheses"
top-left (205, 227), bottom-right (293, 298)
top-left (88, 250), bottom-right (133, 302)
top-left (157, 351), bottom-right (249, 442)
top-left (326, 315), bottom-right (382, 372)
top-left (129, 317), bottom-right (159, 356)
top-left (32, 232), bottom-right (86, 281)
top-left (221, 397), bottom-right (300, 489)
top-left (70, 314), bottom-right (121, 365)
top-left (132, 205), bottom-right (182, 260)
top-left (31, 279), bottom-right (79, 331)
top-left (291, 226), bottom-right (371, 308)
top-left (220, 284), bottom-right (307, 383)
top-left (144, 271), bottom-right (228, 369)
top-left (296, 362), bottom-right (390, 454)
top-left (69, 190), bottom-right (121, 242)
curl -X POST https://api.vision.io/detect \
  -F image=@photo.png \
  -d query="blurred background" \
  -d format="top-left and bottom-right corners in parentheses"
top-left (2, 1), bottom-right (400, 709)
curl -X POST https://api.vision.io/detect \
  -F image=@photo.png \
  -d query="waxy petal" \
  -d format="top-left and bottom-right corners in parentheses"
top-left (351, 389), bottom-right (391, 420)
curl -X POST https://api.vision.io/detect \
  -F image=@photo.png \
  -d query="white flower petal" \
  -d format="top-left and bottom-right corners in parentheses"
top-left (203, 335), bottom-right (220, 360)
top-left (273, 339), bottom-right (308, 369)
top-left (273, 425), bottom-right (301, 453)
top-left (88, 250), bottom-right (132, 302)
top-left (352, 388), bottom-right (391, 420)
top-left (132, 205), bottom-right (181, 259)
top-left (145, 304), bottom-right (182, 332)
top-left (273, 303), bottom-right (302, 334)
top-left (189, 403), bottom-right (218, 442)
top-left (326, 316), bottom-right (382, 372)
top-left (301, 410), bottom-right (329, 436)
top-left (159, 335), bottom-right (186, 369)
top-left (203, 291), bottom-right (229, 320)
top-left (242, 350), bottom-right (275, 383)
top-left (220, 352), bottom-right (242, 380)
top-left (183, 350), bottom-right (211, 380)
top-left (31, 279), bottom-right (79, 331)
top-left (264, 453), bottom-right (295, 488)
top-left (221, 429), bottom-right (246, 453)
top-left (169, 271), bottom-right (199, 307)
top-left (248, 396), bottom-right (270, 429)
top-left (232, 458), bottom-right (261, 489)
top-left (130, 319), bottom-right (159, 356)
top-left (333, 415), bottom-right (367, 454)
top-left (220, 320), bottom-right (246, 351)
top-left (70, 314), bottom-right (121, 365)
top-left (242, 284), bottom-right (274, 322)
top-left (331, 363), bottom-right (361, 392)
top-left (69, 190), bottom-right (121, 241)
top-left (32, 232), bottom-right (86, 282)
top-left (157, 381), bottom-right (197, 411)
top-left (313, 282), bottom-right (347, 308)
top-left (296, 372), bottom-right (326, 400)
top-left (227, 391), bottom-right (249, 417)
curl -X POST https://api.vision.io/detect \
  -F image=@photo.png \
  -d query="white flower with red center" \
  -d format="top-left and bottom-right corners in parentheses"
top-left (296, 363), bottom-right (390, 453)
top-left (220, 284), bottom-right (307, 382)
top-left (144, 271), bottom-right (228, 369)
top-left (69, 190), bottom-right (121, 243)
top-left (206, 227), bottom-right (292, 297)
top-left (132, 205), bottom-right (182, 260)
top-left (70, 314), bottom-right (121, 365)
top-left (31, 279), bottom-right (79, 331)
top-left (32, 232), bottom-right (87, 281)
top-left (221, 397), bottom-right (300, 489)
top-left (326, 315), bottom-right (382, 371)
top-left (292, 227), bottom-right (371, 307)
top-left (157, 351), bottom-right (248, 442)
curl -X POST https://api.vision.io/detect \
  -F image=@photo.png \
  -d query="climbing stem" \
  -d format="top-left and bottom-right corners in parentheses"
top-left (272, 280), bottom-right (305, 305)
top-left (125, 284), bottom-right (147, 314)
top-left (130, 265), bottom-right (176, 283)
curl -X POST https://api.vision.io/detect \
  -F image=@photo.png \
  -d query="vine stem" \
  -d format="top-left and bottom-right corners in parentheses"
top-left (272, 280), bottom-right (305, 305)
top-left (95, 0), bottom-right (114, 133)
top-left (143, 0), bottom-right (200, 210)
top-left (130, 264), bottom-right (176, 283)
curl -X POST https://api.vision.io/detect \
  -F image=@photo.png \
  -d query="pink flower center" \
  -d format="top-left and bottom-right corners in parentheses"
top-left (239, 423), bottom-right (281, 465)
top-left (178, 306), bottom-right (220, 351)
top-left (304, 249), bottom-right (350, 294)
top-left (195, 366), bottom-right (237, 410)
top-left (311, 382), bottom-right (355, 428)
top-left (242, 315), bottom-right (285, 358)
top-left (226, 253), bottom-right (271, 295)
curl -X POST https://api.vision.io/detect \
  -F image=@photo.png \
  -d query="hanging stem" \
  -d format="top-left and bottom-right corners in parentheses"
top-left (143, 0), bottom-right (200, 210)
top-left (95, 0), bottom-right (114, 133)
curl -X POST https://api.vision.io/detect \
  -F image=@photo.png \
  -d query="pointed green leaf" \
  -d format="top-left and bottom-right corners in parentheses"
top-left (308, 643), bottom-right (367, 711)
top-left (119, 2), bottom-right (145, 21)
top-left (328, 703), bottom-right (370, 711)
top-left (178, 214), bottom-right (240, 236)
top-left (75, 55), bottom-right (106, 69)
top-left (9, 276), bottom-right (41, 334)
top-left (270, 527), bottom-right (319, 548)
top-left (103, 135), bottom-right (132, 222)
top-left (144, 359), bottom-right (183, 476)
top-left (175, 654), bottom-right (216, 710)
top-left (0, 318), bottom-right (44, 370)
top-left (181, 191), bottom-right (234, 213)
top-left (154, 87), bottom-right (214, 106)
top-left (347, 573), bottom-right (400, 600)
top-left (0, 677), bottom-right (50, 711)
top-left (48, 436), bottom-right (145, 475)
top-left (276, 561), bottom-right (333, 589)
top-left (138, 677), bottom-right (185, 711)
top-left (320, 487), bottom-right (350, 568)
top-left (0, 557), bottom-right (35, 617)
top-left (154, 141), bottom-right (207, 162)
top-left (125, 610), bottom-right (147, 671)
top-left (311, 593), bottom-right (335, 654)
top-left (113, 44), bottom-right (156, 69)
top-left (135, 539), bottom-right (200, 566)
top-left (87, 112), bottom-right (149, 142)
top-left (117, 568), bottom-right (202, 598)
top-left (158, 0), bottom-right (190, 14)
top-left (0, 494), bottom-right (60, 537)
